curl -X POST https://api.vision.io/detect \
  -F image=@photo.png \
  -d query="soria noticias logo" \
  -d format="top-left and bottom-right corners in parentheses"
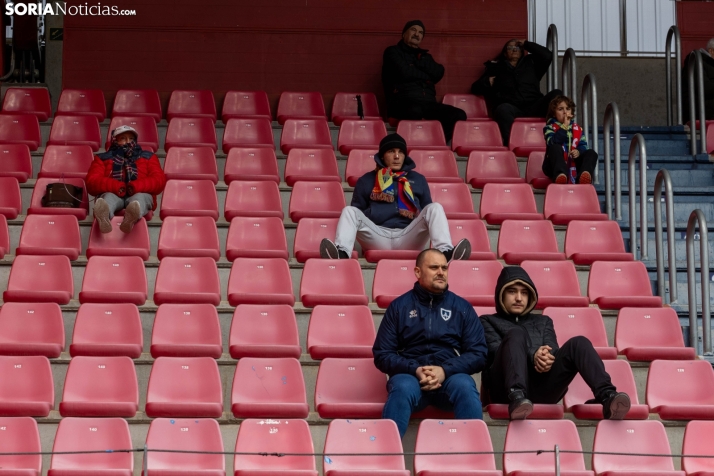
top-left (5, 2), bottom-right (137, 16)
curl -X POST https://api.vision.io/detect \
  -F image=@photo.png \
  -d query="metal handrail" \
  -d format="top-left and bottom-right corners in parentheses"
top-left (561, 48), bottom-right (577, 102)
top-left (686, 209), bottom-right (711, 354)
top-left (654, 169), bottom-right (677, 304)
top-left (628, 133), bottom-right (648, 260)
top-left (687, 50), bottom-right (708, 154)
top-left (664, 26), bottom-right (682, 126)
top-left (580, 73), bottom-right (598, 182)
top-left (546, 24), bottom-right (559, 92)
top-left (603, 102), bottom-right (621, 220)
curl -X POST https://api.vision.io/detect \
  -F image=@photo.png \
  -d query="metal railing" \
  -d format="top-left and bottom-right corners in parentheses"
top-left (546, 24), bottom-right (559, 92)
top-left (603, 102), bottom-right (621, 220)
top-left (654, 169), bottom-right (677, 304)
top-left (664, 25), bottom-right (682, 126)
top-left (580, 73), bottom-right (598, 182)
top-left (628, 133), bottom-right (648, 260)
top-left (561, 48), bottom-right (577, 101)
top-left (686, 209), bottom-right (711, 354)
top-left (687, 49), bottom-right (708, 155)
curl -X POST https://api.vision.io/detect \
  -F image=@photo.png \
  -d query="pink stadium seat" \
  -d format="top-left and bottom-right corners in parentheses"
top-left (0, 114), bottom-right (41, 150)
top-left (442, 94), bottom-right (489, 119)
top-left (545, 307), bottom-right (617, 360)
top-left (228, 257), bottom-right (295, 306)
top-left (229, 304), bottom-right (301, 359)
top-left (526, 151), bottom-right (551, 189)
top-left (2, 87), bottom-right (51, 121)
top-left (221, 90), bottom-right (272, 123)
top-left (345, 149), bottom-right (377, 187)
top-left (447, 260), bottom-right (504, 306)
top-left (289, 181), bottom-right (345, 222)
top-left (0, 177), bottom-right (21, 219)
top-left (79, 256), bottom-right (147, 305)
top-left (509, 121), bottom-right (546, 156)
top-left (160, 179), bottom-right (219, 220)
top-left (280, 118), bottom-right (332, 154)
top-left (105, 116), bottom-right (159, 152)
top-left (226, 216), bottom-right (288, 261)
top-left (277, 91), bottom-right (326, 125)
top-left (38, 145), bottom-right (94, 179)
top-left (521, 260), bottom-right (590, 308)
top-left (112, 89), bottom-right (162, 122)
top-left (447, 219), bottom-right (497, 260)
top-left (497, 219), bottom-right (565, 264)
top-left (485, 402), bottom-right (564, 420)
top-left (708, 122), bottom-right (714, 154)
top-left (49, 417), bottom-right (133, 476)
top-left (47, 115), bottom-right (101, 151)
top-left (57, 88), bottom-right (106, 121)
top-left (157, 216), bottom-right (220, 261)
top-left (145, 357), bottom-right (223, 418)
top-left (0, 215), bottom-right (6, 258)
top-left (397, 120), bottom-right (448, 151)
top-left (164, 117), bottom-right (217, 152)
top-left (224, 147), bottom-right (280, 184)
top-left (0, 143), bottom-right (32, 182)
top-left (151, 303), bottom-right (222, 359)
top-left (0, 356), bottom-right (54, 416)
top-left (480, 183), bottom-right (542, 225)
top-left (154, 257), bottom-right (221, 306)
top-left (0, 302), bottom-right (64, 358)
top-left (4, 255), bottom-right (73, 304)
top-left (87, 216), bottom-right (150, 260)
top-left (428, 182), bottom-right (478, 219)
top-left (294, 218), bottom-right (357, 262)
top-left (411, 149), bottom-right (462, 183)
top-left (222, 118), bottom-right (275, 153)
top-left (646, 360), bottom-right (714, 420)
top-left (300, 258), bottom-right (369, 307)
top-left (414, 419), bottom-right (501, 476)
top-left (588, 261), bottom-right (661, 309)
top-left (307, 305), bottom-right (376, 359)
top-left (466, 150), bottom-right (524, 188)
top-left (452, 121), bottom-right (507, 156)
top-left (143, 418), bottom-right (225, 475)
top-left (615, 307), bottom-right (695, 361)
top-left (0, 417), bottom-right (41, 476)
top-left (682, 420), bottom-right (714, 476)
top-left (70, 303), bottom-right (143, 358)
top-left (363, 249), bottom-right (421, 264)
top-left (336, 119), bottom-right (387, 155)
top-left (284, 148), bottom-right (340, 186)
top-left (17, 214), bottom-right (81, 260)
top-left (315, 358), bottom-right (387, 418)
top-left (28, 177), bottom-right (89, 219)
top-left (224, 180), bottom-right (283, 220)
top-left (231, 357), bottom-right (309, 418)
top-left (331, 92), bottom-right (381, 125)
top-left (167, 90), bottom-right (217, 122)
top-left (565, 220), bottom-right (633, 265)
top-left (373, 259), bottom-right (417, 309)
top-left (544, 184), bottom-right (608, 225)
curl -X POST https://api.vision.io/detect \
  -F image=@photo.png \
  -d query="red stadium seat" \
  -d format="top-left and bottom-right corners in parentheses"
top-left (646, 360), bottom-right (714, 420)
top-left (615, 307), bottom-right (695, 361)
top-left (521, 260), bottom-right (589, 308)
top-left (448, 219), bottom-right (496, 260)
top-left (167, 90), bottom-right (217, 122)
top-left (231, 357), bottom-right (309, 418)
top-left (345, 150), bottom-right (377, 188)
top-left (0, 114), bottom-right (41, 150)
top-left (480, 183), bottom-right (542, 225)
top-left (509, 121), bottom-right (546, 156)
top-left (442, 94), bottom-right (489, 119)
top-left (526, 151), bottom-right (551, 189)
top-left (0, 302), bottom-right (64, 358)
top-left (280, 118), bottom-right (332, 154)
top-left (331, 92), bottom-right (381, 125)
top-left (588, 261), bottom-right (661, 309)
top-left (0, 177), bottom-right (21, 219)
top-left (145, 357), bottom-right (223, 418)
top-left (544, 184), bottom-right (607, 225)
top-left (222, 118), bottom-right (275, 153)
top-left (372, 259), bottom-right (416, 308)
top-left (47, 115), bottom-right (102, 151)
top-left (277, 91), bottom-right (326, 125)
top-left (485, 402), bottom-right (564, 420)
top-left (565, 220), bottom-right (633, 265)
top-left (164, 117), bottom-right (217, 152)
top-left (0, 417), bottom-right (41, 476)
top-left (105, 116), bottom-right (160, 152)
top-left (452, 121), bottom-right (507, 156)
top-left (682, 420), bottom-right (714, 476)
top-left (294, 218), bottom-right (357, 262)
top-left (79, 256), bottom-right (147, 305)
top-left (143, 418), bottom-right (225, 475)
top-left (226, 216), bottom-right (288, 261)
top-left (224, 180), bottom-right (283, 220)
top-left (154, 257), bottom-right (221, 306)
top-left (284, 148), bottom-right (340, 186)
top-left (447, 260), bottom-right (504, 307)
top-left (336, 119), bottom-right (387, 155)
top-left (545, 307), bottom-right (617, 360)
top-left (363, 249), bottom-right (421, 264)
top-left (49, 417), bottom-right (133, 476)
top-left (2, 87), bottom-right (51, 121)
top-left (221, 90), bottom-right (272, 123)
top-left (307, 305), bottom-right (376, 360)
top-left (315, 358), bottom-right (387, 418)
top-left (57, 88), bottom-right (106, 121)
top-left (397, 120), bottom-right (448, 151)
top-left (466, 150), bottom-right (524, 188)
top-left (38, 145), bottom-right (94, 179)
top-left (17, 214), bottom-right (82, 260)
top-left (151, 303), bottom-right (222, 359)
top-left (411, 149), bottom-right (462, 183)
top-left (229, 304), bottom-right (301, 359)
top-left (4, 255), bottom-right (73, 304)
top-left (300, 258), bottom-right (368, 307)
top-left (112, 89), bottom-right (162, 122)
top-left (28, 177), bottom-right (89, 219)
top-left (70, 303), bottom-right (143, 358)
top-left (224, 147), bottom-right (280, 184)
top-left (157, 216), bottom-right (220, 260)
top-left (708, 122), bottom-right (714, 154)
top-left (0, 143), bottom-right (32, 182)
top-left (428, 182), bottom-right (478, 219)
top-left (474, 305), bottom-right (496, 315)
top-left (160, 179), bottom-right (219, 220)
top-left (228, 257), bottom-right (295, 306)
top-left (0, 356), bottom-right (54, 416)
top-left (0, 215), bottom-right (6, 258)
top-left (497, 219), bottom-right (565, 264)
top-left (289, 181), bottom-right (345, 222)
top-left (87, 216), bottom-right (150, 260)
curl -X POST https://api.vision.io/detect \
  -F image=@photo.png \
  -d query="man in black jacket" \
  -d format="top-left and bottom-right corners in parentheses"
top-left (480, 266), bottom-right (631, 420)
top-left (682, 38), bottom-right (714, 121)
top-left (382, 20), bottom-right (467, 142)
top-left (373, 248), bottom-right (488, 437)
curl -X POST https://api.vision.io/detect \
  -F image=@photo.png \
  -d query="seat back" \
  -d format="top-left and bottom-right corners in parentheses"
top-left (224, 147), bottom-right (280, 184)
top-left (428, 182), bottom-right (477, 218)
top-left (592, 420), bottom-right (676, 472)
top-left (411, 149), bottom-right (461, 182)
top-left (234, 419), bottom-right (316, 472)
top-left (0, 113), bottom-right (41, 150)
top-left (683, 420), bottom-right (714, 474)
top-left (17, 214), bottom-right (82, 259)
top-left (323, 419), bottom-right (406, 472)
top-left (315, 358), bottom-right (387, 418)
top-left (521, 260), bottom-right (583, 306)
top-left (167, 89), bottom-right (217, 121)
top-left (289, 181), bottom-right (345, 222)
top-left (331, 92), bottom-right (381, 124)
top-left (2, 87), bottom-right (51, 121)
top-left (222, 90), bottom-right (272, 122)
top-left (373, 259), bottom-right (418, 308)
top-left (105, 116), bottom-right (160, 152)
top-left (336, 119), bottom-right (387, 155)
top-left (293, 218), bottom-right (352, 262)
top-left (345, 149), bottom-right (377, 187)
top-left (447, 260), bottom-right (503, 306)
top-left (164, 117), bottom-right (218, 151)
top-left (545, 307), bottom-right (609, 348)
top-left (112, 89), bottom-right (162, 122)
top-left (0, 355), bottom-right (54, 414)
top-left (480, 183), bottom-right (539, 217)
top-left (225, 180), bottom-right (283, 220)
top-left (227, 216), bottom-right (288, 260)
top-left (277, 91), bottom-right (326, 124)
top-left (588, 261), bottom-right (655, 300)
top-left (228, 257), bottom-right (295, 306)
top-left (466, 150), bottom-right (522, 187)
top-left (442, 94), bottom-right (488, 119)
top-left (504, 420), bottom-right (587, 473)
top-left (615, 307), bottom-right (686, 351)
top-left (147, 357), bottom-right (223, 407)
top-left (414, 419), bottom-right (497, 474)
top-left (448, 219), bottom-right (495, 260)
top-left (498, 219), bottom-right (560, 256)
top-left (39, 144), bottom-right (94, 179)
top-left (80, 255), bottom-right (147, 304)
top-left (0, 417), bottom-right (41, 473)
top-left (564, 359), bottom-right (641, 409)
top-left (151, 303), bottom-right (222, 358)
top-left (0, 302), bottom-right (65, 358)
top-left (300, 258), bottom-right (368, 307)
top-left (222, 117), bottom-right (275, 153)
top-left (284, 148), bottom-right (340, 186)
top-left (0, 143), bottom-right (32, 182)
top-left (307, 305), bottom-right (376, 359)
top-left (154, 256), bottom-right (221, 302)
top-left (71, 302), bottom-right (143, 357)
top-left (525, 151), bottom-right (551, 188)
top-left (87, 216), bottom-right (151, 260)
top-left (509, 121), bottom-right (546, 155)
top-left (160, 179), bottom-right (219, 220)
top-left (397, 120), bottom-right (447, 149)
top-left (51, 417), bottom-right (132, 472)
top-left (144, 418), bottom-right (225, 472)
top-left (48, 115), bottom-right (102, 151)
top-left (452, 120), bottom-right (504, 151)
top-left (229, 304), bottom-right (299, 359)
top-left (61, 355), bottom-right (138, 409)
top-left (158, 216), bottom-right (220, 260)
top-left (646, 359), bottom-right (714, 407)
top-left (0, 176), bottom-right (22, 219)
top-left (163, 146), bottom-right (218, 183)
top-left (280, 118), bottom-right (332, 153)
top-left (565, 220), bottom-right (628, 257)
top-left (4, 254), bottom-right (74, 304)
top-left (544, 184), bottom-right (604, 218)
top-left (57, 88), bottom-right (106, 120)
top-left (232, 357), bottom-right (307, 408)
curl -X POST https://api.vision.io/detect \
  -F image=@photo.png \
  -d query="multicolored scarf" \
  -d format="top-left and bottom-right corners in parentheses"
top-left (545, 120), bottom-right (584, 184)
top-left (108, 140), bottom-right (141, 183)
top-left (371, 168), bottom-right (419, 219)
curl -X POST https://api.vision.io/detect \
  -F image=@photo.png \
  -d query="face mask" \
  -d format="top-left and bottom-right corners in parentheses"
top-left (114, 140), bottom-right (138, 157)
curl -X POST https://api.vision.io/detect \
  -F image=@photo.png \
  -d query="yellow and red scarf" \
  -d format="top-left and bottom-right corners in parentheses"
top-left (371, 168), bottom-right (419, 219)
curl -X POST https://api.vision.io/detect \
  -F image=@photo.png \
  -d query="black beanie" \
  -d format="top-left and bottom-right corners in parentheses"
top-left (378, 133), bottom-right (407, 157)
top-left (402, 20), bottom-right (425, 36)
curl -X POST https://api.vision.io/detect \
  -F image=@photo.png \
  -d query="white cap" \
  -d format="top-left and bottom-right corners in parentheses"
top-left (111, 125), bottom-right (138, 140)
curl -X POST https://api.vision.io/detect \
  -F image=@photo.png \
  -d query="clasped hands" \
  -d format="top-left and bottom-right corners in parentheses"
top-left (534, 345), bottom-right (555, 373)
top-left (416, 365), bottom-right (446, 391)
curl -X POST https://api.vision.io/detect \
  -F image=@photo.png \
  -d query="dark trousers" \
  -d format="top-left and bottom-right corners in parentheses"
top-left (485, 327), bottom-right (616, 404)
top-left (493, 89), bottom-right (563, 146)
top-left (389, 99), bottom-right (467, 142)
top-left (541, 143), bottom-right (599, 182)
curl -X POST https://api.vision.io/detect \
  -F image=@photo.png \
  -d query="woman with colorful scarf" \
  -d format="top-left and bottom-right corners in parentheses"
top-left (86, 125), bottom-right (166, 233)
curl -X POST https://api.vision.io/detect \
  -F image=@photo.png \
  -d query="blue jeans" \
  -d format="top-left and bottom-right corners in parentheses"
top-left (382, 373), bottom-right (483, 437)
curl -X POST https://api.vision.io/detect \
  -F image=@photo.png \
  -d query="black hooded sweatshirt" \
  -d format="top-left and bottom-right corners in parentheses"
top-left (382, 40), bottom-right (445, 113)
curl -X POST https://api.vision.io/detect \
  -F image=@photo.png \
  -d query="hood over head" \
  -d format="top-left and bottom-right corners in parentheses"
top-left (494, 266), bottom-right (538, 317)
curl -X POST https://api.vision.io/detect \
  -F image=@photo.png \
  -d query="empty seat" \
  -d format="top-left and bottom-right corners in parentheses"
top-left (294, 218), bottom-right (357, 262)
top-left (277, 91), bottom-right (326, 124)
top-left (70, 303), bottom-right (142, 358)
top-left (17, 214), bottom-right (82, 260)
top-left (221, 90), bottom-right (271, 122)
top-left (373, 259), bottom-right (418, 309)
top-left (151, 303), bottom-right (222, 358)
top-left (105, 116), bottom-right (160, 152)
top-left (442, 94), bottom-right (489, 119)
top-left (544, 184), bottom-right (608, 225)
top-left (307, 305), bottom-right (376, 359)
top-left (229, 304), bottom-right (301, 359)
top-left (300, 258), bottom-right (369, 307)
top-left (224, 180), bottom-right (283, 220)
top-left (231, 357), bottom-right (308, 418)
top-left (167, 90), bottom-right (217, 122)
top-left (4, 255), bottom-right (74, 304)
top-left (345, 149), bottom-right (378, 187)
top-left (336, 119), bottom-right (387, 155)
top-left (480, 183), bottom-right (542, 225)
top-left (56, 88), bottom-right (107, 121)
top-left (397, 120), bottom-right (448, 151)
top-left (157, 216), bottom-right (220, 260)
top-left (428, 182), bottom-right (478, 219)
top-left (0, 177), bottom-right (21, 219)
top-left (509, 121), bottom-right (546, 156)
top-left (38, 145), bottom-right (94, 179)
top-left (545, 307), bottom-right (617, 360)
top-left (526, 151), bottom-right (551, 189)
top-left (411, 149), bottom-right (462, 183)
top-left (228, 257), bottom-right (295, 306)
top-left (222, 118), bottom-right (275, 153)
top-left (448, 219), bottom-right (497, 260)
top-left (0, 215), bottom-right (7, 257)
top-left (521, 260), bottom-right (590, 308)
top-left (143, 418), bottom-right (225, 475)
top-left (452, 121), bottom-right (507, 156)
top-left (0, 355), bottom-right (54, 416)
top-left (2, 87), bottom-right (51, 121)
top-left (0, 302), bottom-right (64, 358)
top-left (0, 114), bottom-right (41, 150)
top-left (466, 150), bottom-right (524, 188)
top-left (615, 307), bottom-right (695, 361)
top-left (86, 216), bottom-right (150, 260)
top-left (646, 359), bottom-right (714, 419)
top-left (164, 117), bottom-right (217, 152)
top-left (0, 143), bottom-right (32, 182)
top-left (315, 358), bottom-right (387, 418)
top-left (588, 261), bottom-right (662, 309)
top-left (284, 148), bottom-right (341, 186)
top-left (565, 220), bottom-right (633, 265)
top-left (160, 179), bottom-right (219, 220)
top-left (112, 89), bottom-right (162, 122)
top-left (154, 257), bottom-right (221, 306)
top-left (682, 420), bottom-right (714, 476)
top-left (79, 256), bottom-right (147, 305)
top-left (47, 115), bottom-right (102, 151)
top-left (280, 118), bottom-right (332, 154)
top-left (331, 92), bottom-right (381, 125)
top-left (226, 216), bottom-right (288, 261)
top-left (28, 177), bottom-right (89, 220)
top-left (289, 181), bottom-right (346, 222)
top-left (497, 219), bottom-right (565, 264)
top-left (224, 147), bottom-right (280, 184)
top-left (0, 417), bottom-right (41, 476)
top-left (447, 260), bottom-right (504, 306)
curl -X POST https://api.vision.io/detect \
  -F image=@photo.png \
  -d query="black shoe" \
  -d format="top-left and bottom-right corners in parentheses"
top-left (319, 238), bottom-right (349, 259)
top-left (508, 390), bottom-right (533, 420)
top-left (443, 239), bottom-right (471, 262)
top-left (602, 391), bottom-right (631, 420)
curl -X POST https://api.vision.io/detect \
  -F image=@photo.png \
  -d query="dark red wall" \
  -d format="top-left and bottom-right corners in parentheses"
top-left (678, 1), bottom-right (714, 62)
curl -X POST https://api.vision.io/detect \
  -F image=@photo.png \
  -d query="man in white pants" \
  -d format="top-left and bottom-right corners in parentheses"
top-left (320, 133), bottom-right (470, 261)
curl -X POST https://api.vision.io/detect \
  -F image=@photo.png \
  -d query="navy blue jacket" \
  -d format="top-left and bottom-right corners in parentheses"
top-left (373, 283), bottom-right (488, 378)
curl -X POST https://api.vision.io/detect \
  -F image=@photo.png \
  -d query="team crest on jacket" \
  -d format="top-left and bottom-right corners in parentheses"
top-left (440, 308), bottom-right (452, 321)
top-left (409, 309), bottom-right (417, 318)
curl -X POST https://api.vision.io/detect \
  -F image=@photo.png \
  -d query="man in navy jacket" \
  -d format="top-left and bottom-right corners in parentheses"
top-left (373, 248), bottom-right (487, 437)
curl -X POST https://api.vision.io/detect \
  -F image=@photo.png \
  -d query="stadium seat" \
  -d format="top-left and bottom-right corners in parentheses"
top-left (0, 302), bottom-right (64, 358)
top-left (448, 219), bottom-right (497, 260)
top-left (38, 145), bottom-right (94, 179)
top-left (222, 118), bottom-right (275, 153)
top-left (345, 149), bottom-right (377, 187)
top-left (28, 177), bottom-right (89, 219)
top-left (646, 359), bottom-right (714, 420)
top-left (466, 150), bottom-right (524, 188)
top-left (160, 179), bottom-right (219, 220)
top-left (497, 219), bottom-right (565, 264)
top-left (154, 257), bottom-right (221, 306)
top-left (414, 419), bottom-right (501, 476)
top-left (708, 122), bottom-right (714, 154)
top-left (17, 214), bottom-right (82, 260)
top-left (474, 306), bottom-right (497, 316)
top-left (331, 92), bottom-right (381, 125)
top-left (0, 143), bottom-right (32, 182)
top-left (284, 148), bottom-right (341, 186)
top-left (0, 417), bottom-right (41, 475)
top-left (521, 260), bottom-right (590, 308)
top-left (2, 87), bottom-right (51, 121)
top-left (151, 303), bottom-right (222, 359)
top-left (49, 417), bottom-right (133, 476)
top-left (47, 115), bottom-right (102, 151)
top-left (4, 255), bottom-right (74, 304)
top-left (397, 120), bottom-right (448, 151)
top-left (565, 220), bottom-right (633, 265)
top-left (112, 89), bottom-right (162, 122)
top-left (480, 183), bottom-right (542, 225)
top-left (509, 121), bottom-right (546, 156)
top-left (57, 88), bottom-right (106, 121)
top-left (451, 121), bottom-right (507, 156)
top-left (145, 357), bottom-right (223, 418)
top-left (167, 89), bottom-right (217, 122)
top-left (300, 258), bottom-right (369, 307)
top-left (0, 177), bottom-right (21, 219)
top-left (442, 94), bottom-right (489, 119)
top-left (315, 358), bottom-right (387, 418)
top-left (234, 418), bottom-right (317, 476)
top-left (322, 419), bottom-right (410, 476)
top-left (105, 116), bottom-right (160, 152)
top-left (221, 90), bottom-right (272, 123)
top-left (228, 257), bottom-right (295, 306)
top-left (427, 182), bottom-right (478, 219)
top-left (447, 260), bottom-right (504, 307)
top-left (307, 305), bottom-right (376, 359)
top-left (293, 218), bottom-right (357, 262)
top-left (545, 307), bottom-right (617, 360)
top-left (231, 357), bottom-right (309, 418)
top-left (0, 355), bottom-right (54, 416)
top-left (289, 181), bottom-right (345, 222)
top-left (372, 259), bottom-right (417, 309)
top-left (592, 420), bottom-right (684, 476)
top-left (526, 151), bottom-right (551, 189)
top-left (544, 184), bottom-right (608, 225)
top-left (164, 117), bottom-right (217, 152)
top-left (0, 113), bottom-right (41, 150)
top-left (59, 355), bottom-right (138, 417)
top-left (70, 303), bottom-right (143, 358)
top-left (336, 119), bottom-right (387, 155)
top-left (615, 307), bottom-right (695, 361)
top-left (87, 216), bottom-right (151, 260)
top-left (280, 118), bottom-right (332, 154)
top-left (588, 261), bottom-right (662, 309)
top-left (682, 420), bottom-right (714, 476)
top-left (143, 418), bottom-right (225, 475)
top-left (157, 216), bottom-right (221, 260)
top-left (0, 215), bottom-right (6, 258)
top-left (79, 256), bottom-right (147, 305)
top-left (411, 149), bottom-right (462, 183)
top-left (224, 180), bottom-right (283, 220)
top-left (229, 304), bottom-right (301, 359)
top-left (277, 91), bottom-right (326, 124)
top-left (226, 216), bottom-right (288, 261)
top-left (224, 147), bottom-right (280, 184)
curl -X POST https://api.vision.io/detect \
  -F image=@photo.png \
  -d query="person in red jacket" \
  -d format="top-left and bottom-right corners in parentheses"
top-left (86, 125), bottom-right (166, 233)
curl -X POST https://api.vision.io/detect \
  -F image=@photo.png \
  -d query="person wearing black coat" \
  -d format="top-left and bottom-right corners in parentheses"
top-left (480, 266), bottom-right (631, 420)
top-left (682, 39), bottom-right (714, 121)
